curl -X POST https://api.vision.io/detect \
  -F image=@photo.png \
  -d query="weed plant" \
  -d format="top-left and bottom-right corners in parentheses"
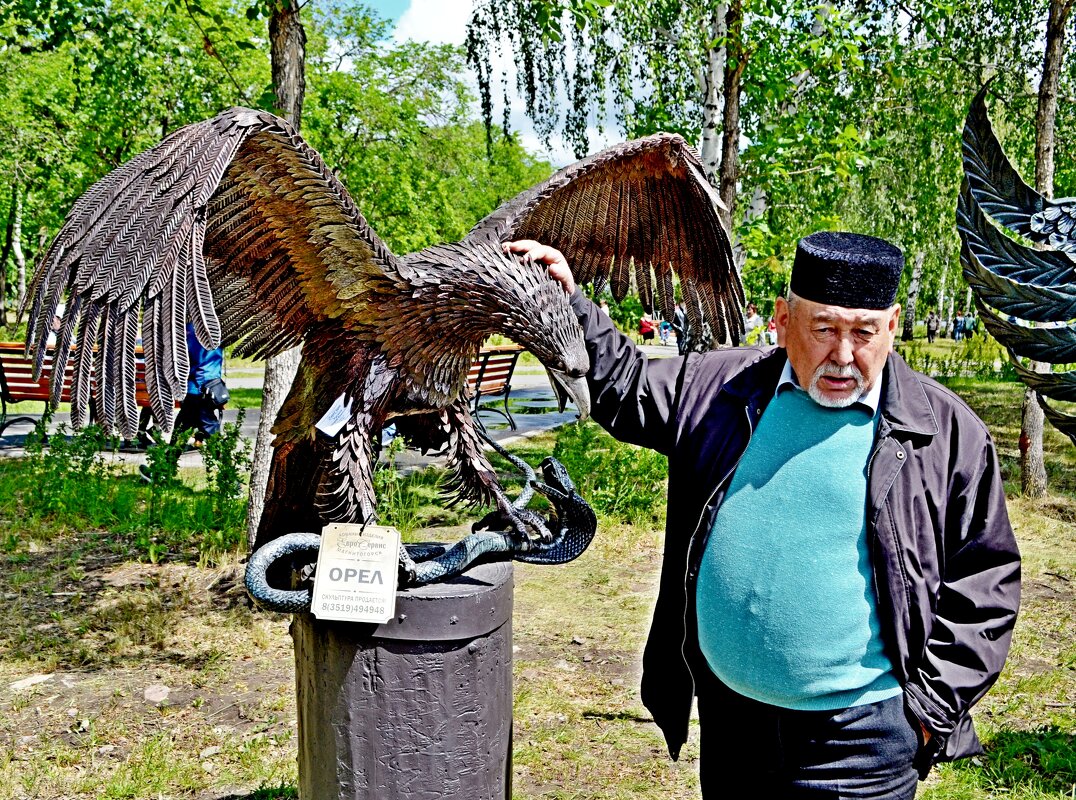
top-left (22, 414), bottom-right (123, 521)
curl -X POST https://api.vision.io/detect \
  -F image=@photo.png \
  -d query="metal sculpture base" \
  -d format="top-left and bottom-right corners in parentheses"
top-left (292, 559), bottom-right (513, 800)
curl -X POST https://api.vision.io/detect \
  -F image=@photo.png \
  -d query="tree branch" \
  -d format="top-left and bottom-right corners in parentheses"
top-left (181, 0), bottom-right (250, 105)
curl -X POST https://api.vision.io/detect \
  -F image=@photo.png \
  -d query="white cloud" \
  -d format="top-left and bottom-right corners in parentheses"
top-left (393, 0), bottom-right (470, 46)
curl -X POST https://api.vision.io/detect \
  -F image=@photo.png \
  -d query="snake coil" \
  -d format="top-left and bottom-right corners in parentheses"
top-left (245, 440), bottom-right (597, 613)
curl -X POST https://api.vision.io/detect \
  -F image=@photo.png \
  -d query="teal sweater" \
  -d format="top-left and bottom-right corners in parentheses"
top-left (696, 387), bottom-right (901, 710)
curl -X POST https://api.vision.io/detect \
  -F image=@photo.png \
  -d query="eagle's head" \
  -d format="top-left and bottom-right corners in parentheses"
top-left (403, 239), bottom-right (591, 418)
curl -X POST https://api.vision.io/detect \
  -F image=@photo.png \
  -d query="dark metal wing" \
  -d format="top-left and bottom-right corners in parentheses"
top-left (1040, 398), bottom-right (1076, 446)
top-left (1009, 358), bottom-right (1076, 402)
top-left (958, 87), bottom-right (1076, 440)
top-left (466, 133), bottom-right (744, 348)
top-left (964, 85), bottom-right (1076, 254)
top-left (23, 107), bottom-right (407, 438)
top-left (957, 186), bottom-right (1076, 322)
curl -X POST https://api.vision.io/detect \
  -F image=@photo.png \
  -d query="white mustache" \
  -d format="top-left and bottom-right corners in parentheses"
top-left (815, 364), bottom-right (863, 381)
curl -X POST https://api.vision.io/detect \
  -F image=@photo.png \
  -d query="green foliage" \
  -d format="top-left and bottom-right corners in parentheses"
top-left (372, 435), bottom-right (421, 534)
top-left (23, 418), bottom-right (119, 519)
top-left (1, 422), bottom-right (250, 563)
top-left (897, 333), bottom-right (1014, 382)
top-left (199, 409), bottom-right (252, 553)
top-left (201, 408), bottom-right (252, 512)
top-left (303, 4), bottom-right (551, 254)
top-left (552, 420), bottom-right (667, 523)
top-left (466, 0), bottom-right (1076, 323)
top-left (143, 429), bottom-right (183, 492)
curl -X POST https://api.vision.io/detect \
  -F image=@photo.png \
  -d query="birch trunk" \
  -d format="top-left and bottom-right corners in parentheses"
top-left (901, 251), bottom-right (924, 341)
top-left (11, 189), bottom-right (25, 324)
top-left (247, 0), bottom-right (308, 548)
top-left (937, 258), bottom-right (947, 320)
top-left (1021, 0), bottom-right (1072, 499)
top-left (698, 6), bottom-right (726, 188)
top-left (0, 182), bottom-right (17, 323)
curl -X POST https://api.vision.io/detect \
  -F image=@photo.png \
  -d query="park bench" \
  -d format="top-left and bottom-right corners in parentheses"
top-left (467, 344), bottom-right (523, 431)
top-left (0, 341), bottom-right (153, 439)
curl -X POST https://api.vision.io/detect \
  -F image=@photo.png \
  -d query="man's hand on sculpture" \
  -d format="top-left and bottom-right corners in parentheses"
top-left (504, 240), bottom-right (575, 295)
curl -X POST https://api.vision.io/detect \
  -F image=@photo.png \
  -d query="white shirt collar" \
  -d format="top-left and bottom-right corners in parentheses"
top-left (776, 359), bottom-right (883, 415)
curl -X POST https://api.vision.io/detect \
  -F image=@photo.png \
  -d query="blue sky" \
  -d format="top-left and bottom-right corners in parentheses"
top-left (367, 0), bottom-right (409, 25)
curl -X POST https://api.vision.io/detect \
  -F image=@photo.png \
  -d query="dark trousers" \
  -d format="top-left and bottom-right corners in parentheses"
top-left (696, 670), bottom-right (919, 799)
top-left (175, 392), bottom-right (221, 441)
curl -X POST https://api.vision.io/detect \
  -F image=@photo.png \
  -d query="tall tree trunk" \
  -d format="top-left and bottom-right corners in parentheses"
top-left (698, 5), bottom-right (726, 188)
top-left (11, 188), bottom-right (25, 326)
top-left (716, 0), bottom-right (744, 232)
top-left (902, 251), bottom-right (924, 341)
top-left (1021, 0), bottom-right (1072, 499)
top-left (0, 182), bottom-right (16, 325)
top-left (247, 0), bottom-right (308, 548)
top-left (937, 258), bottom-right (947, 318)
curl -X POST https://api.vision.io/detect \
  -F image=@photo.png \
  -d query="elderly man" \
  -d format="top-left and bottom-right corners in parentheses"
top-left (507, 232), bottom-right (1020, 798)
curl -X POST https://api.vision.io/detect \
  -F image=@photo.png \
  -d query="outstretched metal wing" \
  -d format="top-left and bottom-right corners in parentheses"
top-left (22, 107), bottom-right (407, 438)
top-left (467, 133), bottom-right (743, 349)
top-left (958, 87), bottom-right (1076, 444)
top-left (963, 86), bottom-right (1076, 254)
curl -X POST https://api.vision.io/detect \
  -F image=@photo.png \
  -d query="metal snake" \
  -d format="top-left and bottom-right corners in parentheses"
top-left (244, 439), bottom-right (597, 613)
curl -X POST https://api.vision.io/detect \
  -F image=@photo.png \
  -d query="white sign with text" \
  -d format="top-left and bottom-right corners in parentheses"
top-left (311, 523), bottom-right (400, 623)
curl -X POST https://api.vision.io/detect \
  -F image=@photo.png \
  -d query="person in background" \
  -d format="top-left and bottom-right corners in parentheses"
top-left (953, 311), bottom-right (965, 342)
top-left (174, 322), bottom-right (229, 446)
top-left (599, 298), bottom-right (611, 315)
top-left (639, 312), bottom-right (657, 343)
top-left (744, 303), bottom-right (763, 343)
top-left (926, 311), bottom-right (939, 343)
top-left (659, 318), bottom-right (673, 346)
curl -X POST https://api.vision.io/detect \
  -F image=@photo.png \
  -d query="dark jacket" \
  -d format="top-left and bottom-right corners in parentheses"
top-left (569, 292), bottom-right (1020, 775)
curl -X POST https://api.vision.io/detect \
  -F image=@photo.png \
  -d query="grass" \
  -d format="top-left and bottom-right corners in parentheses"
top-left (0, 366), bottom-right (1072, 798)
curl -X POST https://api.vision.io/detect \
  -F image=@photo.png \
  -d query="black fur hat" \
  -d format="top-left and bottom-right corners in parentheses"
top-left (790, 232), bottom-right (903, 310)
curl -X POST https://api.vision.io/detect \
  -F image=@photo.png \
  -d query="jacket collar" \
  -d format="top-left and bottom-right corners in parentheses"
top-left (721, 347), bottom-right (939, 438)
top-left (878, 351), bottom-right (940, 437)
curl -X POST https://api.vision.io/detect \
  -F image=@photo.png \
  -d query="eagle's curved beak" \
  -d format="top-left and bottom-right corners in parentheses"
top-left (546, 369), bottom-right (591, 421)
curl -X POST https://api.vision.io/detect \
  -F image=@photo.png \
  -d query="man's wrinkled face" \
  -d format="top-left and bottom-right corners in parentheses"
top-left (775, 293), bottom-right (900, 408)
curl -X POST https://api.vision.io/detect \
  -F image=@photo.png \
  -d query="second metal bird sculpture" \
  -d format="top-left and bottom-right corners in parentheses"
top-left (23, 107), bottom-right (743, 555)
top-left (958, 87), bottom-right (1076, 445)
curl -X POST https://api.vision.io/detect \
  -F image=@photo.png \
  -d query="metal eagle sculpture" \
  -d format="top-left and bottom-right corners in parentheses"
top-left (958, 87), bottom-right (1076, 445)
top-left (22, 106), bottom-right (743, 573)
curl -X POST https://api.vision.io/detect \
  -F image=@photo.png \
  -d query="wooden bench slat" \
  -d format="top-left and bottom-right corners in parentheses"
top-left (467, 345), bottom-right (523, 431)
top-left (1, 342), bottom-right (157, 437)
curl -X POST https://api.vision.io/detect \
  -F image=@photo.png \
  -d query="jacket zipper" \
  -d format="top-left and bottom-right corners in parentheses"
top-left (679, 404), bottom-right (754, 699)
top-left (865, 432), bottom-right (914, 686)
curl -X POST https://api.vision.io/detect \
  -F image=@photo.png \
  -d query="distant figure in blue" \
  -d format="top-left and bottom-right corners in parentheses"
top-left (175, 322), bottom-right (228, 445)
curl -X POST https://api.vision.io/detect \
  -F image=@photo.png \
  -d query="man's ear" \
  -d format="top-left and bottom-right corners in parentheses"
top-left (775, 296), bottom-right (790, 347)
top-left (888, 304), bottom-right (902, 338)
